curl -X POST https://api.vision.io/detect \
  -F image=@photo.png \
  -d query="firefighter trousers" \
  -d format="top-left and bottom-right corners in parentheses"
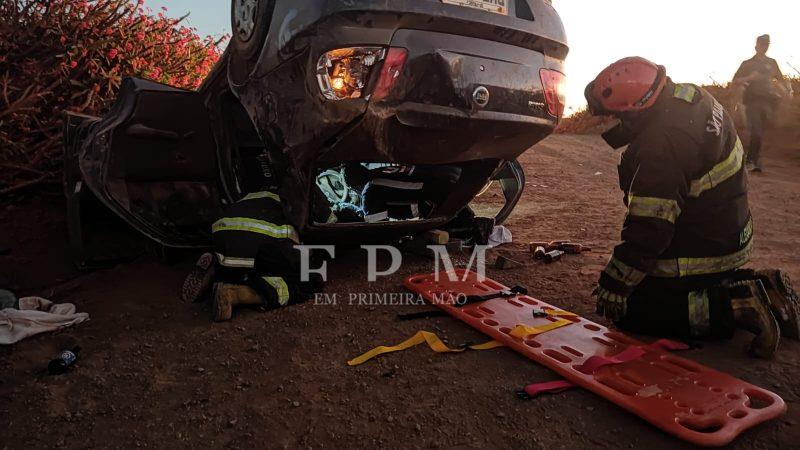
top-left (613, 271), bottom-right (759, 340)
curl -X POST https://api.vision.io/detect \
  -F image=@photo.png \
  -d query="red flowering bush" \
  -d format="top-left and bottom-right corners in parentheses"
top-left (0, 0), bottom-right (226, 196)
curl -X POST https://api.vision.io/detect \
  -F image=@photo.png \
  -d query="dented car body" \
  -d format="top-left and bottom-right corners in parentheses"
top-left (64, 0), bottom-right (568, 261)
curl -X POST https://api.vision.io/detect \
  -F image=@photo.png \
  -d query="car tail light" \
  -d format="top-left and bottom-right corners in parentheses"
top-left (317, 47), bottom-right (385, 100)
top-left (371, 47), bottom-right (408, 102)
top-left (540, 69), bottom-right (566, 118)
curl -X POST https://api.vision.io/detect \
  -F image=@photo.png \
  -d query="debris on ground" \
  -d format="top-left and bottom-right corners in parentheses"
top-left (530, 240), bottom-right (592, 263)
top-left (543, 250), bottom-right (565, 264)
top-left (0, 296), bottom-right (89, 344)
top-left (47, 346), bottom-right (82, 375)
top-left (487, 225), bottom-right (513, 248)
top-left (424, 229), bottom-right (450, 245)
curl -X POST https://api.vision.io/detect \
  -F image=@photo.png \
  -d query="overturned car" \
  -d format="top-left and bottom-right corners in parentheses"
top-left (64, 0), bottom-right (568, 264)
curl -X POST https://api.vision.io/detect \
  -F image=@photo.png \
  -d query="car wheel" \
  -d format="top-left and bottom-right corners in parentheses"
top-left (492, 159), bottom-right (526, 226)
top-left (229, 0), bottom-right (276, 84)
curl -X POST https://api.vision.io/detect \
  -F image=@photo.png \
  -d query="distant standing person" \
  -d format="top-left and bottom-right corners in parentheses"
top-left (732, 34), bottom-right (791, 172)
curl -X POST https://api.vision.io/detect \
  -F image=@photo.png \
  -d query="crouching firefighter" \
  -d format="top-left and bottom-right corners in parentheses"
top-left (181, 191), bottom-right (324, 322)
top-left (585, 57), bottom-right (800, 358)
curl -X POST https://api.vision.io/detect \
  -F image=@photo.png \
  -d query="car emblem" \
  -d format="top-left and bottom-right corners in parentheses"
top-left (472, 86), bottom-right (490, 108)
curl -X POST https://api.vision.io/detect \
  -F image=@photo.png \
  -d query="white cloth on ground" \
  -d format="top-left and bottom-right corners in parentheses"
top-left (487, 226), bottom-right (513, 248)
top-left (0, 297), bottom-right (89, 345)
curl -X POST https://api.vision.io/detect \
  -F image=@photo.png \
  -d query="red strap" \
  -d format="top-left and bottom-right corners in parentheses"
top-left (650, 339), bottom-right (691, 352)
top-left (577, 339), bottom-right (689, 375)
top-left (522, 380), bottom-right (577, 398)
top-left (577, 346), bottom-right (646, 375)
top-left (521, 339), bottom-right (690, 398)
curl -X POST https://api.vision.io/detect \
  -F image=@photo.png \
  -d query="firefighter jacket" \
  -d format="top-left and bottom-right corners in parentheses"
top-left (599, 79), bottom-right (753, 298)
top-left (212, 192), bottom-right (317, 308)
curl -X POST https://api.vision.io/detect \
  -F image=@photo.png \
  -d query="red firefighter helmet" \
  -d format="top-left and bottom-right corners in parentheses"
top-left (586, 57), bottom-right (667, 115)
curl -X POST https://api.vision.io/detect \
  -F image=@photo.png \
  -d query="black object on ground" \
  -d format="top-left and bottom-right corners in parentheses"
top-left (472, 217), bottom-right (496, 246)
top-left (532, 308), bottom-right (548, 318)
top-left (47, 346), bottom-right (81, 375)
top-left (543, 250), bottom-right (565, 264)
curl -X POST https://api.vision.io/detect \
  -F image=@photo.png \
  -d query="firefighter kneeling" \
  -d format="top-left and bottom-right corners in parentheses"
top-left (586, 57), bottom-right (800, 358)
top-left (181, 191), bottom-right (323, 321)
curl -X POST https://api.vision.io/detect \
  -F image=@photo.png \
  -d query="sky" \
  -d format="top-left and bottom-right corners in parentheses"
top-left (148, 0), bottom-right (800, 114)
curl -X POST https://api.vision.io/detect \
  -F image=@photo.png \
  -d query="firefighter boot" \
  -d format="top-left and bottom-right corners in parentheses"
top-left (212, 283), bottom-right (264, 322)
top-left (730, 280), bottom-right (781, 359)
top-left (181, 253), bottom-right (216, 303)
top-left (756, 270), bottom-right (800, 340)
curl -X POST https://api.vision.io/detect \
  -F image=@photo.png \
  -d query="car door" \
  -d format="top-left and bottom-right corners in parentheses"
top-left (76, 77), bottom-right (223, 248)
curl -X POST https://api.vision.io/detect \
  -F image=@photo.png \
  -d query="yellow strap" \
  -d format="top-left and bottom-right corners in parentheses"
top-left (346, 331), bottom-right (502, 366)
top-left (347, 307), bottom-right (578, 366)
top-left (509, 319), bottom-right (574, 339)
top-left (543, 309), bottom-right (579, 318)
top-left (468, 340), bottom-right (506, 350)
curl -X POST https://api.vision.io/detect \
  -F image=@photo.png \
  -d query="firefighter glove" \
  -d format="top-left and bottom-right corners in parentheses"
top-left (594, 285), bottom-right (630, 323)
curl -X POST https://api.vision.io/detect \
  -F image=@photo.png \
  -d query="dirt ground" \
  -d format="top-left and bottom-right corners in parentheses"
top-left (2, 131), bottom-right (799, 449)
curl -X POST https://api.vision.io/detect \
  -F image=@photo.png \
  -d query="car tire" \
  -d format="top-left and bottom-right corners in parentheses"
top-left (229, 0), bottom-right (276, 84)
top-left (493, 159), bottom-right (526, 226)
